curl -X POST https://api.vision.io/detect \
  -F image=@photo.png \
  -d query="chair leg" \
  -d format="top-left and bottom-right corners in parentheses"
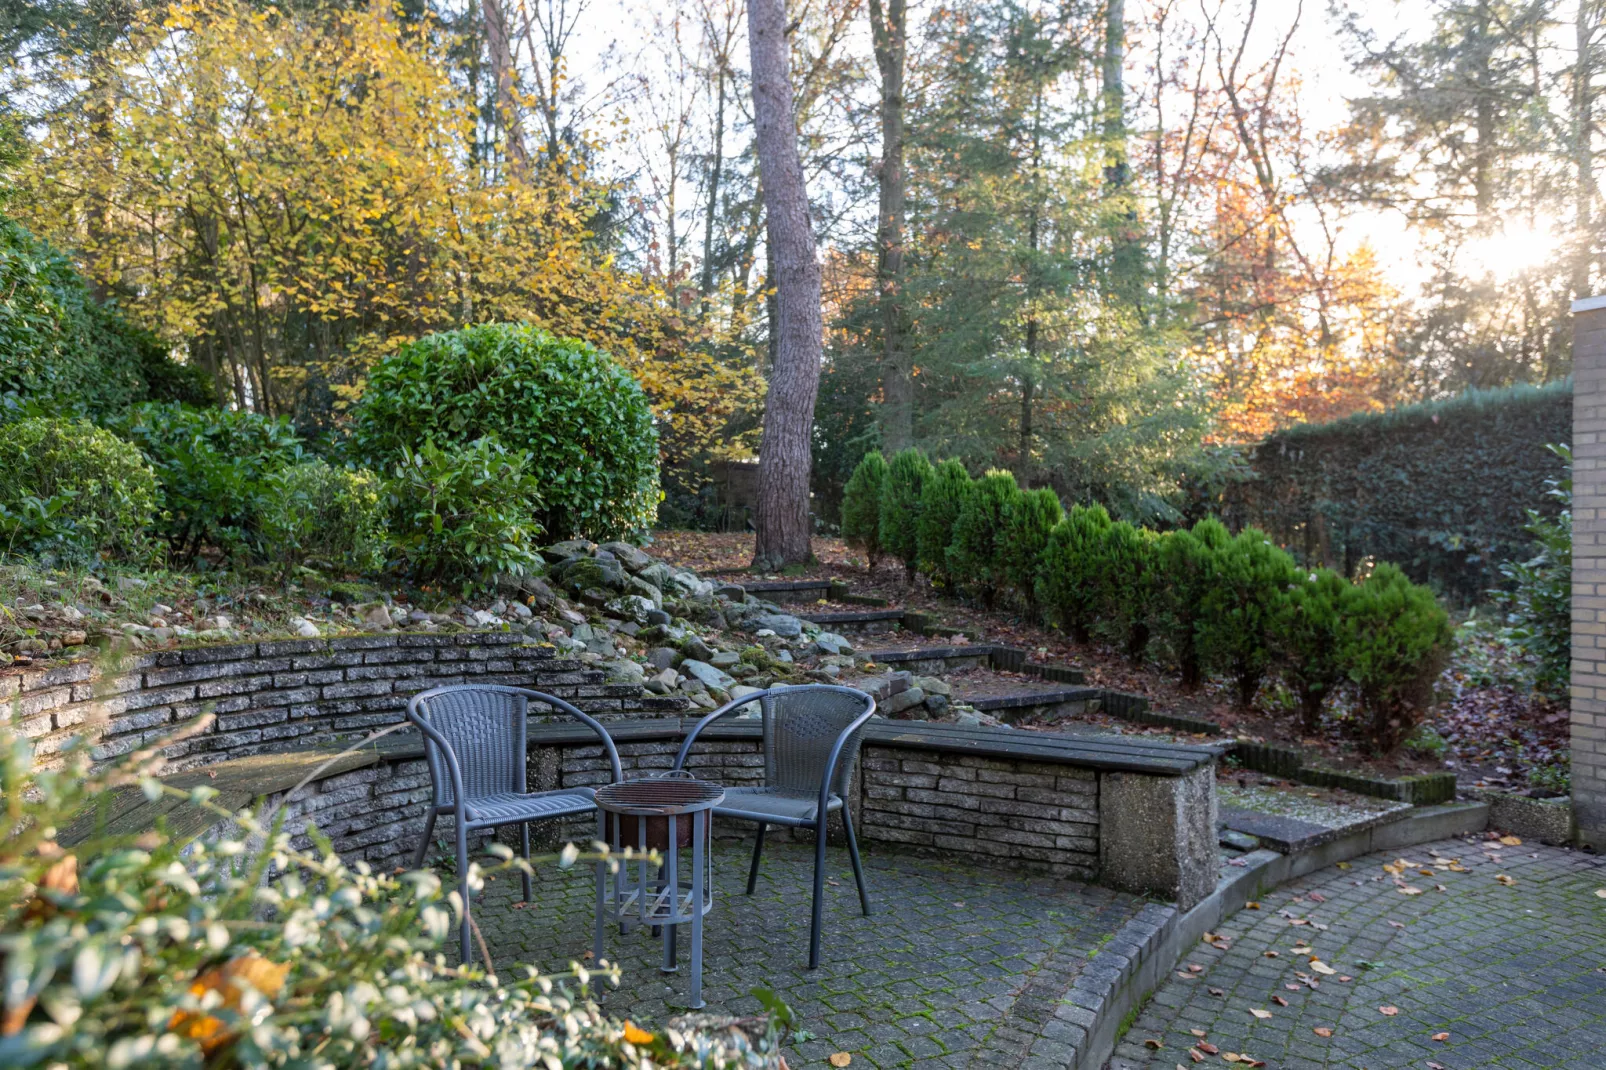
top-left (808, 817), bottom-right (828, 970)
top-left (746, 822), bottom-right (767, 895)
top-left (841, 806), bottom-right (872, 916)
top-left (456, 821), bottom-right (473, 967)
top-left (413, 810), bottom-right (437, 869)
top-left (520, 822), bottom-right (532, 903)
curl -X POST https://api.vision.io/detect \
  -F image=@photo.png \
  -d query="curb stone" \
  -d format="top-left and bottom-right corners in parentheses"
top-left (1071, 800), bottom-right (1489, 1070)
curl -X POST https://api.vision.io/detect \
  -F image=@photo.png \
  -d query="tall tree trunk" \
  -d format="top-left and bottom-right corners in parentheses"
top-left (699, 54), bottom-right (728, 307)
top-left (482, 0), bottom-right (529, 173)
top-left (1473, 0), bottom-right (1495, 218)
top-left (870, 0), bottom-right (912, 452)
top-left (748, 0), bottom-right (823, 569)
top-left (1102, 0), bottom-right (1143, 308)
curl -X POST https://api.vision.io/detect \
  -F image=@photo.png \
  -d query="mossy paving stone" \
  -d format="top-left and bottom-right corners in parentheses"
top-left (475, 839), bottom-right (1145, 1067)
top-left (1107, 837), bottom-right (1606, 1069)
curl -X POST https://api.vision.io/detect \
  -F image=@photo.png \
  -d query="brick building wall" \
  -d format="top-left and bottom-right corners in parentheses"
top-left (1573, 294), bottom-right (1606, 848)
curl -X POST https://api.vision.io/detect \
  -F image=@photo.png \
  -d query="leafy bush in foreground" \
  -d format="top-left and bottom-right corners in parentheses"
top-left (385, 437), bottom-right (545, 592)
top-left (841, 451), bottom-right (889, 570)
top-left (880, 448), bottom-right (932, 582)
top-left (0, 714), bottom-right (783, 1068)
top-left (0, 417), bottom-right (157, 560)
top-left (351, 324), bottom-right (660, 541)
top-left (261, 460), bottom-right (387, 575)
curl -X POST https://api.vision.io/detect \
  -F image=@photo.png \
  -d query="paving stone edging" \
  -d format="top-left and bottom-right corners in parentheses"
top-left (1066, 800), bottom-right (1491, 1070)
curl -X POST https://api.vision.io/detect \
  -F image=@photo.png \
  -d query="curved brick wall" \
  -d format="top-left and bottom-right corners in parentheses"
top-left (6, 631), bottom-right (683, 773)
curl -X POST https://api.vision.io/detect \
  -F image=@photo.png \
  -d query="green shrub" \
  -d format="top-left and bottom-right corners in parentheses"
top-left (880, 447), bottom-right (932, 582)
top-left (1495, 443), bottom-right (1570, 700)
top-left (1339, 563), bottom-right (1453, 753)
top-left (261, 460), bottom-right (387, 575)
top-left (1094, 520), bottom-right (1159, 660)
top-left (1036, 504), bottom-right (1112, 643)
top-left (1002, 488), bottom-right (1064, 610)
top-left (916, 459), bottom-right (972, 586)
top-left (841, 451), bottom-right (889, 570)
top-left (947, 470), bottom-right (1020, 608)
top-left (0, 417), bottom-right (156, 560)
top-left (1155, 517), bottom-right (1230, 689)
top-left (385, 437), bottom-right (545, 592)
top-left (351, 324), bottom-right (660, 541)
top-left (1197, 527), bottom-right (1299, 709)
top-left (1272, 567), bottom-right (1350, 733)
top-left (0, 216), bottom-right (204, 422)
top-left (113, 403), bottom-right (305, 560)
top-left (0, 715), bottom-right (784, 1067)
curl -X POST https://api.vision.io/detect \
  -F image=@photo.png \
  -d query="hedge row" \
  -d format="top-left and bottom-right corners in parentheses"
top-left (1224, 381), bottom-right (1571, 603)
top-left (843, 450), bottom-right (1453, 752)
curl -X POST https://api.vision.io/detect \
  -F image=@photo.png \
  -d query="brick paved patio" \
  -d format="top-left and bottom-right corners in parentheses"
top-left (1107, 837), bottom-right (1606, 1070)
top-left (477, 838), bottom-right (1144, 1068)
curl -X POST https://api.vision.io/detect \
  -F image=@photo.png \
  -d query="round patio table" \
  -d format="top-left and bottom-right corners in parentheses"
top-left (594, 771), bottom-right (724, 1009)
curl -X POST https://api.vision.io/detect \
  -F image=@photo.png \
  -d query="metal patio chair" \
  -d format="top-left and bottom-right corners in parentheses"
top-left (671, 684), bottom-right (877, 969)
top-left (407, 684), bottom-right (623, 966)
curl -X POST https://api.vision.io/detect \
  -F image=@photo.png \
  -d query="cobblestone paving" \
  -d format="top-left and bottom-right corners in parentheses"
top-left (476, 838), bottom-right (1142, 1068)
top-left (1108, 837), bottom-right (1606, 1070)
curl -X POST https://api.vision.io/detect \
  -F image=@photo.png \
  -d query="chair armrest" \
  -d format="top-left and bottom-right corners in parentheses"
top-left (672, 690), bottom-right (770, 772)
top-left (407, 694), bottom-right (470, 822)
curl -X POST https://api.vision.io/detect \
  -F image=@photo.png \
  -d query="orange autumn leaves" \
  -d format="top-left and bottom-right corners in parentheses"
top-left (169, 952), bottom-right (292, 1054)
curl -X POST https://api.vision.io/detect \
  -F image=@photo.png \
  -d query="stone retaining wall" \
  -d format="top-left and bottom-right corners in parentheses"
top-left (5, 632), bottom-right (683, 774)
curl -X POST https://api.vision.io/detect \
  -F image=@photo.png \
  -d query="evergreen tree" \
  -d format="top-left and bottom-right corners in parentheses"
top-left (1197, 527), bottom-right (1299, 709)
top-left (947, 469), bottom-right (1020, 607)
top-left (1036, 503), bottom-right (1113, 643)
top-left (1273, 567), bottom-right (1351, 733)
top-left (841, 450), bottom-right (889, 571)
top-left (916, 458), bottom-right (972, 586)
top-left (1001, 486), bottom-right (1064, 610)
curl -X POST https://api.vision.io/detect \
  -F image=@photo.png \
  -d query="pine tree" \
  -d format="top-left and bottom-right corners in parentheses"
top-left (1001, 486), bottom-right (1064, 610)
top-left (1273, 568), bottom-right (1350, 733)
top-left (1197, 527), bottom-right (1299, 709)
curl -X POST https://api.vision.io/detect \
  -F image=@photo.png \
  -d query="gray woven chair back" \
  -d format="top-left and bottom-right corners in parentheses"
top-left (414, 687), bottom-right (530, 809)
top-left (762, 688), bottom-right (873, 797)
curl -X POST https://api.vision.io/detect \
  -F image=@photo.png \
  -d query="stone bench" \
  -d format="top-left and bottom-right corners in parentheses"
top-left (59, 716), bottom-right (1222, 909)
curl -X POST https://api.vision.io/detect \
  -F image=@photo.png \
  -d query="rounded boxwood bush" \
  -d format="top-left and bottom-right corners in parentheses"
top-left (261, 460), bottom-right (387, 575)
top-left (1339, 563), bottom-right (1452, 753)
top-left (350, 324), bottom-right (660, 541)
top-left (1196, 526), bottom-right (1299, 709)
top-left (1274, 567), bottom-right (1350, 732)
top-left (0, 417), bottom-right (157, 558)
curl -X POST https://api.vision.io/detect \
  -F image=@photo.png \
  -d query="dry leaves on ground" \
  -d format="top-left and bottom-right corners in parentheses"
top-left (1379, 1006), bottom-right (1399, 1016)
top-left (1313, 1027), bottom-right (1334, 1037)
top-left (828, 1053), bottom-right (852, 1067)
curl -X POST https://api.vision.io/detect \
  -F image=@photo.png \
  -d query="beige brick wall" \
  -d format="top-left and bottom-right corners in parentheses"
top-left (1573, 297), bottom-right (1606, 847)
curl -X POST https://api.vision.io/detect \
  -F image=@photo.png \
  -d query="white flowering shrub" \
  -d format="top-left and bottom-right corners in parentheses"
top-left (0, 716), bottom-right (784, 1068)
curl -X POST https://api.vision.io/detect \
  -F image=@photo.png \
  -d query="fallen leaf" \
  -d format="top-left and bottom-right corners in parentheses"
top-left (1222, 1055), bottom-right (1242, 1064)
top-left (1496, 874), bottom-right (1516, 886)
top-left (1428, 1063), bottom-right (1447, 1070)
top-left (1197, 1041), bottom-right (1219, 1054)
top-left (1432, 1032), bottom-right (1450, 1042)
top-left (1311, 961), bottom-right (1336, 975)
top-left (1272, 995), bottom-right (1289, 1007)
top-left (1337, 975), bottom-right (1353, 982)
top-left (1436, 884), bottom-right (1448, 892)
top-left (1291, 944), bottom-right (1314, 954)
top-left (1250, 1008), bottom-right (1272, 1020)
top-left (1143, 1038), bottom-right (1163, 1050)
top-left (1595, 889), bottom-right (1606, 898)
top-left (1336, 861), bottom-right (1351, 869)
top-left (1285, 983), bottom-right (1302, 991)
top-left (1245, 901), bottom-right (1260, 910)
top-left (1263, 951), bottom-right (1279, 958)
top-left (829, 1054), bottom-right (851, 1068)
top-left (1189, 1049), bottom-right (1205, 1063)
top-left (1189, 964), bottom-right (1205, 973)
top-left (623, 1022), bottom-right (654, 1045)
top-left (1212, 939), bottom-right (1231, 949)
top-left (1177, 971), bottom-right (1195, 980)
top-left (1307, 891), bottom-right (1326, 902)
top-left (1399, 886), bottom-right (1423, 896)
top-left (1388, 921), bottom-right (1407, 929)
top-left (1499, 835), bottom-right (1522, 846)
top-left (1418, 868), bottom-right (1435, 876)
top-left (1208, 987), bottom-right (1225, 997)
top-left (1190, 1029), bottom-right (1208, 1038)
top-left (1287, 918), bottom-right (1309, 926)
top-left (1313, 1027), bottom-right (1333, 1038)
top-left (1379, 1006), bottom-right (1399, 1016)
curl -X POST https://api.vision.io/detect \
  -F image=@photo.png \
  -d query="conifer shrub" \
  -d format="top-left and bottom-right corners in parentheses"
top-left (841, 451), bottom-right (889, 570)
top-left (1095, 519), bottom-right (1159, 661)
top-left (947, 470), bottom-right (1020, 608)
top-left (880, 447), bottom-right (933, 582)
top-left (1035, 503), bottom-right (1113, 643)
top-left (916, 459), bottom-right (972, 586)
top-left (1273, 567), bottom-right (1350, 733)
top-left (1339, 563), bottom-right (1453, 753)
top-left (1001, 487), bottom-right (1064, 610)
top-left (1197, 527), bottom-right (1299, 708)
top-left (1155, 517), bottom-right (1229, 689)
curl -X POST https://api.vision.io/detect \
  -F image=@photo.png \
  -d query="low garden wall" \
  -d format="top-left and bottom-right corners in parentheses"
top-left (6, 631), bottom-right (684, 773)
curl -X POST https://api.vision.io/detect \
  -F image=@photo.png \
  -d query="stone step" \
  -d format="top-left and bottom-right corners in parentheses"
top-left (965, 686), bottom-right (1104, 724)
top-left (801, 608), bottom-right (907, 634)
top-left (740, 578), bottom-right (834, 602)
